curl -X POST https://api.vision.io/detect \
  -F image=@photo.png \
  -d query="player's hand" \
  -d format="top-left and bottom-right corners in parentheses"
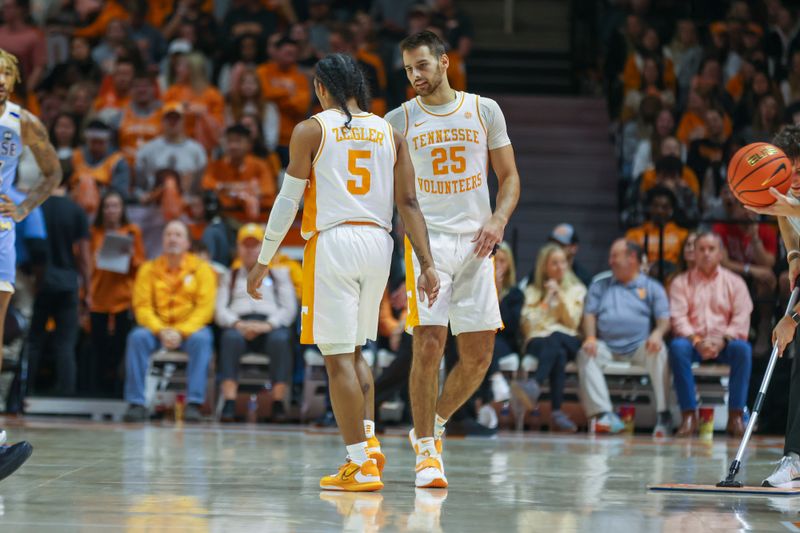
top-left (744, 187), bottom-right (800, 217)
top-left (247, 263), bottom-right (269, 300)
top-left (774, 315), bottom-right (797, 357)
top-left (582, 337), bottom-right (598, 357)
top-left (0, 194), bottom-right (27, 222)
top-left (472, 215), bottom-right (505, 258)
top-left (416, 266), bottom-right (440, 308)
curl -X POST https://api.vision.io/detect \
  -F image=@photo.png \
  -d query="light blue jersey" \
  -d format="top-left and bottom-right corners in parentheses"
top-left (0, 101), bottom-right (23, 284)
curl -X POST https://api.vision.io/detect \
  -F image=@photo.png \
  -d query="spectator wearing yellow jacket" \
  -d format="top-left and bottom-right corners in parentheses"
top-left (123, 221), bottom-right (217, 423)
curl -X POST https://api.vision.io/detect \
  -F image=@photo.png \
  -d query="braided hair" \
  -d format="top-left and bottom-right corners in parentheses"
top-left (315, 53), bottom-right (370, 130)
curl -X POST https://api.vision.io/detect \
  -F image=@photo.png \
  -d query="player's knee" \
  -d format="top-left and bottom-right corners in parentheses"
top-left (414, 336), bottom-right (445, 367)
top-left (324, 354), bottom-right (354, 378)
top-left (463, 351), bottom-right (492, 374)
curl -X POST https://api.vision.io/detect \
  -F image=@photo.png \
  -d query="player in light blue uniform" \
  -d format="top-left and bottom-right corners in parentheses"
top-left (0, 49), bottom-right (62, 482)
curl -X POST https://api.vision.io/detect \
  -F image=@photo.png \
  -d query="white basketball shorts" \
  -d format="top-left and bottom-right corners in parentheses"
top-left (405, 230), bottom-right (502, 335)
top-left (300, 223), bottom-right (392, 353)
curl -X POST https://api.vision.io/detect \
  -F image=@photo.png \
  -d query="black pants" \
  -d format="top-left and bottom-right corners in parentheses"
top-left (525, 332), bottom-right (581, 411)
top-left (27, 289), bottom-right (79, 395)
top-left (374, 333), bottom-right (413, 422)
top-left (89, 310), bottom-right (132, 397)
top-left (219, 326), bottom-right (294, 385)
top-left (785, 352), bottom-right (800, 455)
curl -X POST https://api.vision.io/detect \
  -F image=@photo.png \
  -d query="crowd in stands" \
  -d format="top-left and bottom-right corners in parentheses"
top-left (2, 0), bottom-right (486, 426)
top-left (4, 0), bottom-right (788, 437)
top-left (585, 0), bottom-right (800, 434)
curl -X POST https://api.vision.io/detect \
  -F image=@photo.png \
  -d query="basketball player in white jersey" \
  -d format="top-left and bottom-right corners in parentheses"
top-left (746, 125), bottom-right (800, 487)
top-left (247, 53), bottom-right (439, 492)
top-left (384, 31), bottom-right (521, 488)
top-left (0, 50), bottom-right (62, 480)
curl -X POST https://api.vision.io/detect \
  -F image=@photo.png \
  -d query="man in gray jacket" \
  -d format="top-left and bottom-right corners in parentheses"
top-left (215, 223), bottom-right (298, 421)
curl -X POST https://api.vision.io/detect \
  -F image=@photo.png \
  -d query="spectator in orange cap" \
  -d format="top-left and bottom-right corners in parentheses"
top-left (135, 102), bottom-right (206, 197)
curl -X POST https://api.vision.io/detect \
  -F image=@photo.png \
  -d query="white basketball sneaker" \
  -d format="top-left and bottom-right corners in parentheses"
top-left (763, 455), bottom-right (800, 488)
top-left (409, 429), bottom-right (448, 488)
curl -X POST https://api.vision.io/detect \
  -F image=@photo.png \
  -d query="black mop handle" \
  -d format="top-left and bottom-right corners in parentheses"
top-left (720, 284), bottom-right (800, 486)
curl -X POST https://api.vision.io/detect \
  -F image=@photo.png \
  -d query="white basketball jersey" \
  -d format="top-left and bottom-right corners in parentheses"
top-left (403, 92), bottom-right (491, 233)
top-left (301, 110), bottom-right (396, 239)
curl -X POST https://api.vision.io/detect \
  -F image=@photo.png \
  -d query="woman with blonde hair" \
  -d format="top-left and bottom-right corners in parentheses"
top-left (163, 52), bottom-right (224, 152)
top-left (517, 243), bottom-right (587, 432)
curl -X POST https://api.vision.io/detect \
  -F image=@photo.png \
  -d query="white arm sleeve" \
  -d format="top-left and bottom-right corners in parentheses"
top-left (257, 173), bottom-right (308, 265)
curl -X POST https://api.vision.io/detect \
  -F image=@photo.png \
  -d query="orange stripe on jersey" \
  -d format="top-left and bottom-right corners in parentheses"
top-left (301, 168), bottom-right (318, 238)
top-left (311, 115), bottom-right (326, 166)
top-left (415, 92), bottom-right (465, 117)
top-left (404, 236), bottom-right (420, 333)
top-left (402, 103), bottom-right (409, 136)
top-left (475, 95), bottom-right (488, 137)
top-left (387, 121), bottom-right (397, 165)
top-left (300, 233), bottom-right (319, 344)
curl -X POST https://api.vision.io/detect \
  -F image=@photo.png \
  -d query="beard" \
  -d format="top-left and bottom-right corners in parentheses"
top-left (413, 65), bottom-right (445, 96)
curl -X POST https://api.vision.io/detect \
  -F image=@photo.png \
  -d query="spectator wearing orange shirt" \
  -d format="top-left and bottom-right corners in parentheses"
top-left (256, 37), bottom-right (311, 165)
top-left (89, 191), bottom-right (146, 397)
top-left (676, 88), bottom-right (733, 145)
top-left (113, 71), bottom-right (163, 169)
top-left (163, 52), bottom-right (224, 152)
top-left (93, 57), bottom-right (136, 122)
top-left (201, 125), bottom-right (276, 223)
top-left (639, 136), bottom-right (699, 196)
top-left (73, 0), bottom-right (130, 40)
top-left (626, 186), bottom-right (689, 282)
top-left (622, 27), bottom-right (676, 96)
top-left (71, 121), bottom-right (131, 213)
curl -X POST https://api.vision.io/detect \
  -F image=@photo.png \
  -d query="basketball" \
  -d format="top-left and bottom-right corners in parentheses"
top-left (727, 142), bottom-right (792, 207)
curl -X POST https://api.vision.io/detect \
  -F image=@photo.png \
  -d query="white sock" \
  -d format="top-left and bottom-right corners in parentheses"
top-left (364, 420), bottom-right (375, 440)
top-left (417, 437), bottom-right (438, 458)
top-left (434, 414), bottom-right (448, 440)
top-left (789, 452), bottom-right (800, 462)
top-left (346, 442), bottom-right (370, 466)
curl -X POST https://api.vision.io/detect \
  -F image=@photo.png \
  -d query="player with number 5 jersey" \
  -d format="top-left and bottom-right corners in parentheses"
top-left (384, 31), bottom-right (521, 489)
top-left (247, 53), bottom-right (439, 492)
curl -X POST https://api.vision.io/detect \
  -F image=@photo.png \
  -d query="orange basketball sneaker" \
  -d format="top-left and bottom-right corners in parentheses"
top-left (366, 436), bottom-right (386, 475)
top-left (320, 459), bottom-right (384, 492)
top-left (409, 429), bottom-right (447, 488)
